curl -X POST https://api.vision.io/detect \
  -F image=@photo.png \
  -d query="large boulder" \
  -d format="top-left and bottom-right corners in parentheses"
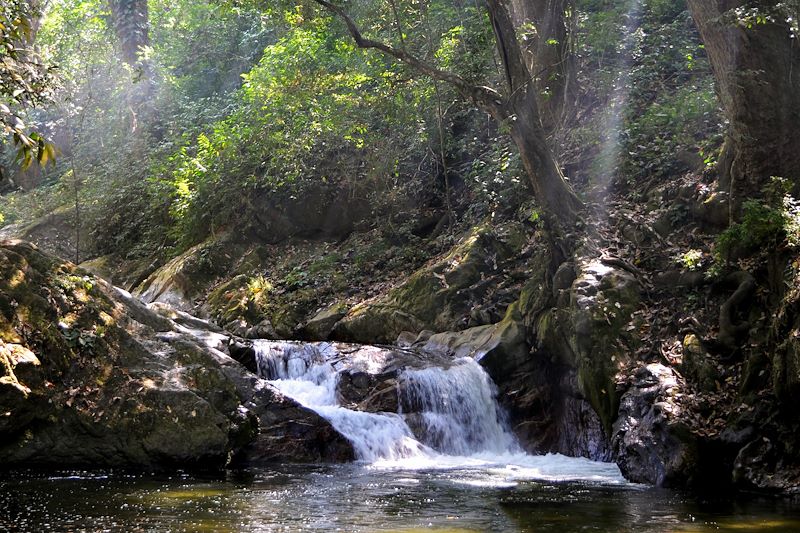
top-left (538, 259), bottom-right (641, 435)
top-left (774, 320), bottom-right (800, 402)
top-left (611, 364), bottom-right (699, 487)
top-left (0, 240), bottom-right (353, 469)
top-left (134, 234), bottom-right (248, 310)
top-left (415, 315), bottom-right (529, 379)
top-left (332, 222), bottom-right (529, 343)
top-left (296, 303), bottom-right (350, 341)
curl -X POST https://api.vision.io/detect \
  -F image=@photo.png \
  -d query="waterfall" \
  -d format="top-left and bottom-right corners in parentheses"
top-left (252, 341), bottom-right (519, 463)
top-left (253, 341), bottom-right (426, 461)
top-left (400, 359), bottom-right (520, 456)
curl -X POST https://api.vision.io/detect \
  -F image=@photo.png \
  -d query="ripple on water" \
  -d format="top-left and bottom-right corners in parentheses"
top-left (2, 468), bottom-right (800, 532)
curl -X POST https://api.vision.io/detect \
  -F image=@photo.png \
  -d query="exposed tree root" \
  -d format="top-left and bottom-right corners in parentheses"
top-left (718, 271), bottom-right (755, 349)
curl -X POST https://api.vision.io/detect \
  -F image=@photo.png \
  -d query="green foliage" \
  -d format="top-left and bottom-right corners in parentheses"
top-left (620, 80), bottom-right (719, 181)
top-left (463, 134), bottom-right (526, 211)
top-left (154, 12), bottom-right (438, 247)
top-left (678, 249), bottom-right (704, 271)
top-left (0, 0), bottom-right (56, 171)
top-left (0, 181), bottom-right (67, 225)
top-left (716, 201), bottom-right (784, 261)
top-left (283, 267), bottom-right (310, 290)
top-left (715, 180), bottom-right (800, 263)
top-left (247, 274), bottom-right (272, 311)
top-left (2, 0), bottom-right (278, 256)
top-left (0, 0), bottom-right (738, 283)
top-left (567, 1), bottom-right (723, 187)
top-left (730, 3), bottom-right (800, 37)
top-left (619, 5), bottom-right (722, 184)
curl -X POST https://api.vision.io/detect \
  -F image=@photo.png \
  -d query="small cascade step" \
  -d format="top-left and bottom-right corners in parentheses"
top-left (400, 360), bottom-right (519, 456)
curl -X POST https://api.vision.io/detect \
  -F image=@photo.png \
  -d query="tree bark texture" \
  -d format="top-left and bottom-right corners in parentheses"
top-left (687, 0), bottom-right (800, 203)
top-left (109, 0), bottom-right (150, 66)
top-left (508, 0), bottom-right (575, 132)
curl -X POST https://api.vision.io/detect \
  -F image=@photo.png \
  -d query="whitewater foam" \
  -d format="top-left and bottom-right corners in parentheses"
top-left (252, 340), bottom-right (626, 485)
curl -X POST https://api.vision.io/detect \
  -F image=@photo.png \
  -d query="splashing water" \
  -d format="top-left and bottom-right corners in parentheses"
top-left (252, 340), bottom-right (626, 485)
top-left (400, 360), bottom-right (520, 456)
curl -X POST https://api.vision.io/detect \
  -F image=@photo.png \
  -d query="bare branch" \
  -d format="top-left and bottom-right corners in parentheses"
top-left (312, 0), bottom-right (505, 117)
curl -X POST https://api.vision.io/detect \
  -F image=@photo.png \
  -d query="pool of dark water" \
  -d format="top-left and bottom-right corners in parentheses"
top-left (1, 464), bottom-right (798, 532)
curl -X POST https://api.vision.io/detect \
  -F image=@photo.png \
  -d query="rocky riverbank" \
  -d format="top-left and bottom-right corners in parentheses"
top-left (3, 227), bottom-right (800, 494)
top-left (0, 240), bottom-right (353, 469)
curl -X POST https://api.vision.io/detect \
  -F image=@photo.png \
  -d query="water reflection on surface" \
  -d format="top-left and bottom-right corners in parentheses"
top-left (1, 465), bottom-right (799, 532)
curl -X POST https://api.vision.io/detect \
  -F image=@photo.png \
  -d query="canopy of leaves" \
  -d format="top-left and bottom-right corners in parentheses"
top-left (0, 0), bottom-right (724, 263)
top-left (0, 0), bottom-right (55, 172)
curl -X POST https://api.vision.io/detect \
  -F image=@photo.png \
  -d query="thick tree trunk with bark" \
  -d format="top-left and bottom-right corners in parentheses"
top-left (509, 0), bottom-right (575, 132)
top-left (483, 82), bottom-right (582, 230)
top-left (687, 0), bottom-right (800, 204)
top-left (486, 0), bottom-right (582, 227)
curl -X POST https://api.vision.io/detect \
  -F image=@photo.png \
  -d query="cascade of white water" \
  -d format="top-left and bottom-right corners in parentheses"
top-left (250, 340), bottom-right (626, 484)
top-left (253, 341), bottom-right (428, 462)
top-left (399, 358), bottom-right (519, 456)
top-left (252, 341), bottom-right (520, 462)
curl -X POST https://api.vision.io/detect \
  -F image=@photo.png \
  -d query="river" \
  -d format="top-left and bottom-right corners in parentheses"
top-left (2, 341), bottom-right (798, 531)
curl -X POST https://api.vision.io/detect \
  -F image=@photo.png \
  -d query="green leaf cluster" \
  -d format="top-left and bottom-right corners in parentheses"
top-left (716, 181), bottom-right (800, 264)
top-left (1, 0), bottom-right (56, 172)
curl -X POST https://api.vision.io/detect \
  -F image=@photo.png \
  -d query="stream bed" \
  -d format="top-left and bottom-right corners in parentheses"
top-left (2, 465), bottom-right (800, 532)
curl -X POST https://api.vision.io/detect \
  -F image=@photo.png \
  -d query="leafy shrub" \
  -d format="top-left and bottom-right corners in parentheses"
top-left (715, 189), bottom-right (800, 263)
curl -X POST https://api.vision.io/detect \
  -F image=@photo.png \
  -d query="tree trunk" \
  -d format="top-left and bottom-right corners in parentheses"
top-left (487, 0), bottom-right (582, 228)
top-left (108, 0), bottom-right (150, 66)
top-left (687, 0), bottom-right (800, 204)
top-left (504, 90), bottom-right (582, 226)
top-left (508, 0), bottom-right (575, 132)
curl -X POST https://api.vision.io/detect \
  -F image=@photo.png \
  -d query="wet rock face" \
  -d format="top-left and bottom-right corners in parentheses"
top-left (561, 260), bottom-right (640, 434)
top-left (399, 305), bottom-right (612, 461)
top-left (774, 315), bottom-right (800, 402)
top-left (731, 435), bottom-right (800, 493)
top-left (336, 370), bottom-right (399, 413)
top-left (0, 240), bottom-right (354, 469)
top-left (612, 364), bottom-right (698, 487)
top-left (500, 362), bottom-right (612, 462)
top-left (234, 379), bottom-right (355, 464)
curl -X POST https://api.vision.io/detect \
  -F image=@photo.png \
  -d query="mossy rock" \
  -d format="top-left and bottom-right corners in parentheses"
top-left (535, 259), bottom-right (640, 436)
top-left (333, 222), bottom-right (530, 343)
top-left (134, 234), bottom-right (244, 309)
top-left (572, 262), bottom-right (640, 435)
top-left (419, 313), bottom-right (529, 380)
top-left (206, 274), bottom-right (255, 324)
top-left (774, 330), bottom-right (800, 402)
top-left (297, 303), bottom-right (350, 341)
top-left (80, 254), bottom-right (156, 291)
top-left (332, 303), bottom-right (424, 344)
top-left (681, 334), bottom-right (718, 392)
top-left (0, 240), bottom-right (354, 469)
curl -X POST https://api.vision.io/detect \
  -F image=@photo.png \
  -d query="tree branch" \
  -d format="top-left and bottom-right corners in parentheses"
top-left (312, 0), bottom-right (505, 117)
